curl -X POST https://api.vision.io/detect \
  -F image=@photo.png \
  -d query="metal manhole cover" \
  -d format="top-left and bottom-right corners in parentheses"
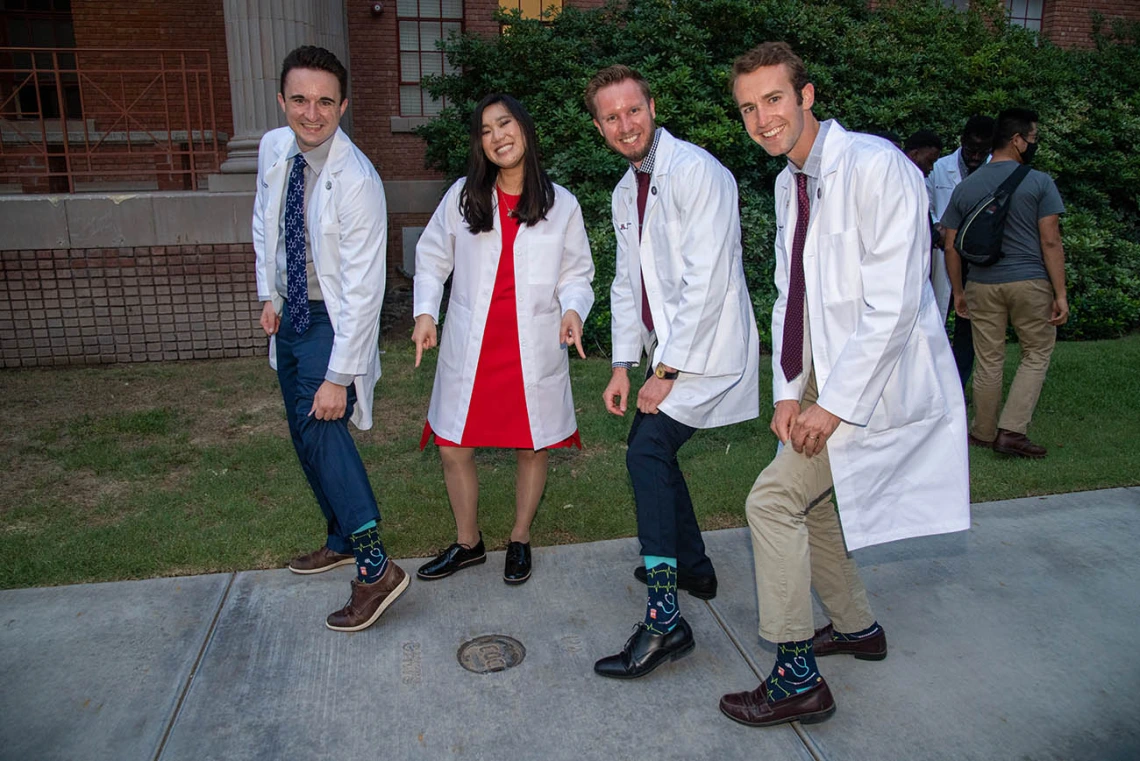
top-left (457, 635), bottom-right (526, 674)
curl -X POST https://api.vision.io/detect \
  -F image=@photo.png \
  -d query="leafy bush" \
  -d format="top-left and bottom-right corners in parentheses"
top-left (416, 0), bottom-right (1140, 349)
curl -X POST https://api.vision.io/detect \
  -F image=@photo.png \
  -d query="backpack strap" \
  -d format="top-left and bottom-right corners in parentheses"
top-left (996, 164), bottom-right (1032, 198)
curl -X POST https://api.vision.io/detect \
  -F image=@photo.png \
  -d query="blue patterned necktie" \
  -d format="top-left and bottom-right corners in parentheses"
top-left (285, 153), bottom-right (310, 335)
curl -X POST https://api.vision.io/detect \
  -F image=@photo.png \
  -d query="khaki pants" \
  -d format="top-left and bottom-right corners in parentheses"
top-left (744, 373), bottom-right (874, 643)
top-left (965, 279), bottom-right (1057, 440)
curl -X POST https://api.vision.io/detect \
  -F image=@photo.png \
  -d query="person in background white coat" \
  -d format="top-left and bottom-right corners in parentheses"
top-left (254, 46), bottom-right (407, 633)
top-left (719, 42), bottom-right (970, 729)
top-left (928, 115), bottom-right (995, 389)
top-left (412, 93), bottom-right (595, 586)
top-left (586, 65), bottom-right (760, 681)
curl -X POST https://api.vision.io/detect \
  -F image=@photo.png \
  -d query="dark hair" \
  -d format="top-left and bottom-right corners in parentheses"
top-left (459, 93), bottom-right (555, 234)
top-left (904, 129), bottom-right (943, 153)
top-left (280, 46), bottom-right (348, 102)
top-left (961, 114), bottom-right (995, 143)
top-left (992, 108), bottom-right (1038, 151)
top-left (584, 64), bottom-right (652, 119)
top-left (731, 42), bottom-right (810, 105)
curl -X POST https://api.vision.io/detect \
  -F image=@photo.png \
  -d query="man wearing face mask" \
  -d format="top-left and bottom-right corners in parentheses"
top-left (941, 108), bottom-right (1068, 459)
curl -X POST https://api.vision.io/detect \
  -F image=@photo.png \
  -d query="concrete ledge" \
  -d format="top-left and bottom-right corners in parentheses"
top-left (0, 192), bottom-right (256, 250)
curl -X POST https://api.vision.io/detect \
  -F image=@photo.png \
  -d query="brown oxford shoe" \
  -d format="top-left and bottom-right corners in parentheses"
top-left (288, 545), bottom-right (354, 575)
top-left (326, 562), bottom-right (409, 632)
top-left (719, 679), bottom-right (836, 728)
top-left (993, 429), bottom-right (1047, 459)
top-left (812, 623), bottom-right (888, 661)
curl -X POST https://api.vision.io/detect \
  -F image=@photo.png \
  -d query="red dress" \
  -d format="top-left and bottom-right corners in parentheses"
top-left (421, 187), bottom-right (581, 451)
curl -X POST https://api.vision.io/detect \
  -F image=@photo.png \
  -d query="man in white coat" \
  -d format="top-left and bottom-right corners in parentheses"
top-left (585, 65), bottom-right (761, 680)
top-left (928, 115), bottom-right (995, 389)
top-left (720, 42), bottom-right (970, 727)
top-left (253, 46), bottom-right (407, 633)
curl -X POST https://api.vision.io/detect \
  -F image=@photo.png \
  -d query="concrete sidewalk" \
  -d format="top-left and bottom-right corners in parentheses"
top-left (2, 488), bottom-right (1138, 761)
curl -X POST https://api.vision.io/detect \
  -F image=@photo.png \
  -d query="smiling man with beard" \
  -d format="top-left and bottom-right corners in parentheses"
top-left (585, 64), bottom-right (760, 680)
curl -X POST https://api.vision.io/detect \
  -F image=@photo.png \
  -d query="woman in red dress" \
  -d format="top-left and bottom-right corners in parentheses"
top-left (411, 94), bottom-right (595, 585)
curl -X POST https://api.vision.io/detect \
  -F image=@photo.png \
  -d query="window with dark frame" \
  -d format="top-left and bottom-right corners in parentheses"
top-left (0, 0), bottom-right (79, 120)
top-left (1007, 0), bottom-right (1045, 32)
top-left (397, 0), bottom-right (462, 118)
top-left (499, 0), bottom-right (563, 21)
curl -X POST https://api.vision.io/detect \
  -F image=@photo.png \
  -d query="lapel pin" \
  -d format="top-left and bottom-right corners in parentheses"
top-left (326, 180), bottom-right (332, 190)
top-left (817, 188), bottom-right (822, 199)
top-left (651, 186), bottom-right (658, 195)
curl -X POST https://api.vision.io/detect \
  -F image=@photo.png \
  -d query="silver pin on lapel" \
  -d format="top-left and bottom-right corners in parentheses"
top-left (651, 186), bottom-right (657, 195)
top-left (326, 180), bottom-right (332, 190)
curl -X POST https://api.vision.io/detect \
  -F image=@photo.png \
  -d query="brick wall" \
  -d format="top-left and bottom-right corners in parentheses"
top-left (69, 0), bottom-right (233, 140)
top-left (0, 244), bottom-right (261, 367)
top-left (1043, 0), bottom-right (1140, 48)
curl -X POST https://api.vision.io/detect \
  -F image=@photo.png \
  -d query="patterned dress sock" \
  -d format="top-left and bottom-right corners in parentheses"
top-left (349, 522), bottom-right (388, 584)
top-left (832, 621), bottom-right (883, 642)
top-left (643, 556), bottom-right (679, 635)
top-left (765, 639), bottom-right (823, 702)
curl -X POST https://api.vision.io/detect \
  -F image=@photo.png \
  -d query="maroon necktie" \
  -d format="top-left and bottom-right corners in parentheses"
top-left (781, 173), bottom-right (810, 382)
top-left (636, 171), bottom-right (654, 333)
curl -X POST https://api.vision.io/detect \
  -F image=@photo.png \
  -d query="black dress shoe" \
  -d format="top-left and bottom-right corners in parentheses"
top-left (503, 541), bottom-right (532, 585)
top-left (632, 565), bottom-right (718, 600)
top-left (416, 535), bottom-right (486, 580)
top-left (594, 618), bottom-right (695, 679)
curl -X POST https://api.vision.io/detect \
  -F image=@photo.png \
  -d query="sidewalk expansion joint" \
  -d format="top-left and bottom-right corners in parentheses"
top-left (152, 572), bottom-right (237, 761)
top-left (704, 599), bottom-right (830, 761)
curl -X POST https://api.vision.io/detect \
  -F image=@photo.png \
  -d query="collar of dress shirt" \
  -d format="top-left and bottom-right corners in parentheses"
top-left (632, 127), bottom-right (663, 176)
top-left (786, 118), bottom-right (832, 180)
top-left (289, 133), bottom-right (334, 175)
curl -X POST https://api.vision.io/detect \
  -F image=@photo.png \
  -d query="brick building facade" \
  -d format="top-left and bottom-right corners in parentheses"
top-left (0, 0), bottom-right (1136, 367)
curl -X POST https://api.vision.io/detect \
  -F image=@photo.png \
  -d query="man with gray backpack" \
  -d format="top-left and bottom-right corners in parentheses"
top-left (941, 108), bottom-right (1069, 459)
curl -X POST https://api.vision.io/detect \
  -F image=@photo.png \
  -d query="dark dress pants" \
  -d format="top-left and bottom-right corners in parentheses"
top-left (275, 301), bottom-right (380, 554)
top-left (626, 409), bottom-right (715, 578)
top-left (953, 261), bottom-right (975, 390)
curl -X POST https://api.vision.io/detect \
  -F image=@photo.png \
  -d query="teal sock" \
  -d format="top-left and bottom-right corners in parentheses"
top-left (349, 521), bottom-right (388, 584)
top-left (643, 556), bottom-right (678, 634)
top-left (832, 621), bottom-right (882, 642)
top-left (766, 639), bottom-right (822, 702)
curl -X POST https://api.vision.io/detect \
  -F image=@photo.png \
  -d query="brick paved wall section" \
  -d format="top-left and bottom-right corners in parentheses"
top-left (1043, 0), bottom-right (1140, 48)
top-left (0, 244), bottom-right (261, 367)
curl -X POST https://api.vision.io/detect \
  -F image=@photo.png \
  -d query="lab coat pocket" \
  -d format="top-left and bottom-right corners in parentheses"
top-left (819, 229), bottom-right (862, 305)
top-left (524, 233), bottom-right (563, 285)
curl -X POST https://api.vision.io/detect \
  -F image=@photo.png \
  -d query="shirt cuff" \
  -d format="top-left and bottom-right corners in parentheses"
top-left (612, 361), bottom-right (635, 369)
top-left (324, 369), bottom-right (355, 386)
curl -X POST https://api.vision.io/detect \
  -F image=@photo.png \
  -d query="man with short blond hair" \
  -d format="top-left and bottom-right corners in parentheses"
top-left (721, 41), bottom-right (969, 728)
top-left (586, 64), bottom-right (760, 680)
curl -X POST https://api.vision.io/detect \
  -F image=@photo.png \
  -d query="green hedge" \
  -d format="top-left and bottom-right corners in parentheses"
top-left (416, 0), bottom-right (1140, 349)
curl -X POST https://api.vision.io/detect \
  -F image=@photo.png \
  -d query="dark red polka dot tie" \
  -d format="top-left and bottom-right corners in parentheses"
top-left (781, 172), bottom-right (810, 382)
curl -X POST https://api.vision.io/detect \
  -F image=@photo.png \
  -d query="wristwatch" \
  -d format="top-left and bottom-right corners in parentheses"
top-left (654, 363), bottom-right (679, 380)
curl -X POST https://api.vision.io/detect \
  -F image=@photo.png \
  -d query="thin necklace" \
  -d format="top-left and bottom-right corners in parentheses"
top-left (498, 184), bottom-right (520, 218)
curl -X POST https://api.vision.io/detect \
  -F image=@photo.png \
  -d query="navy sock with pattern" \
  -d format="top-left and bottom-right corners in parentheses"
top-left (766, 639), bottom-right (823, 702)
top-left (832, 621), bottom-right (882, 642)
top-left (643, 556), bottom-right (679, 634)
top-left (349, 521), bottom-right (389, 584)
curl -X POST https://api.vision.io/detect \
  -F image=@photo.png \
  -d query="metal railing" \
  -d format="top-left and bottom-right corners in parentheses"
top-left (0, 47), bottom-right (225, 193)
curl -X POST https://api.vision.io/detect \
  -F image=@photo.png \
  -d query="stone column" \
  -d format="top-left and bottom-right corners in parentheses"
top-left (214, 0), bottom-right (350, 185)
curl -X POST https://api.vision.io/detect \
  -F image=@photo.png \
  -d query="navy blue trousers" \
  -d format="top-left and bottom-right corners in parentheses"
top-left (626, 410), bottom-right (715, 578)
top-left (953, 313), bottom-right (975, 391)
top-left (275, 301), bottom-right (379, 554)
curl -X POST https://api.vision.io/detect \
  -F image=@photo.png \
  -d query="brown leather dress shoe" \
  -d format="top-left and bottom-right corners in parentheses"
top-left (326, 562), bottom-right (409, 632)
top-left (719, 679), bottom-right (835, 728)
top-left (288, 545), bottom-right (354, 575)
top-left (993, 429), bottom-right (1047, 459)
top-left (812, 623), bottom-right (888, 660)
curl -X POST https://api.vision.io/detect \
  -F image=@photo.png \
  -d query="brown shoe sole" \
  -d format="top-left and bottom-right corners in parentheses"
top-left (288, 556), bottom-right (355, 575)
top-left (720, 701), bottom-right (836, 728)
top-left (993, 443), bottom-right (1047, 459)
top-left (325, 571), bottom-right (410, 633)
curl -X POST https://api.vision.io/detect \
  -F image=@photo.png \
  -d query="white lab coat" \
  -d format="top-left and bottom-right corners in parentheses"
top-left (610, 128), bottom-right (760, 429)
top-left (926, 147), bottom-right (967, 316)
top-left (253, 126), bottom-right (387, 430)
top-left (413, 179), bottom-right (595, 449)
top-left (771, 122), bottom-right (970, 551)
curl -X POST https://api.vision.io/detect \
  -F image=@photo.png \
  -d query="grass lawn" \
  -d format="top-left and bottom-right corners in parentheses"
top-left (2, 334), bottom-right (1138, 589)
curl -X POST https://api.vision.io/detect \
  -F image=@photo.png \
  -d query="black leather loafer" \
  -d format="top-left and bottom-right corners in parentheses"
top-left (593, 617), bottom-right (695, 679)
top-left (633, 565), bottom-right (718, 600)
top-left (503, 541), bottom-right (532, 585)
top-left (416, 535), bottom-right (486, 580)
